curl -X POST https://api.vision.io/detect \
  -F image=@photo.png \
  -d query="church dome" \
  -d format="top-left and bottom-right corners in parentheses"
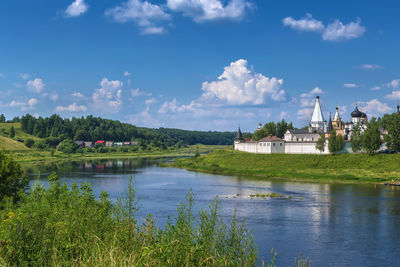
top-left (351, 105), bottom-right (362, 118)
top-left (361, 112), bottom-right (367, 118)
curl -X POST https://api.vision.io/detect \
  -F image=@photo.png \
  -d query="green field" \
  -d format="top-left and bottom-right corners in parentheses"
top-left (0, 122), bottom-right (41, 151)
top-left (172, 149), bottom-right (400, 183)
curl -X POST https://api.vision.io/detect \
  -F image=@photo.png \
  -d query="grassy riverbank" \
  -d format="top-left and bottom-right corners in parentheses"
top-left (172, 149), bottom-right (400, 183)
top-left (7, 145), bottom-right (229, 166)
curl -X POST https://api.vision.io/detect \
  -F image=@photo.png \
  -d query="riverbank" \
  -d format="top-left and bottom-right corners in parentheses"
top-left (171, 149), bottom-right (400, 183)
top-left (7, 145), bottom-right (229, 166)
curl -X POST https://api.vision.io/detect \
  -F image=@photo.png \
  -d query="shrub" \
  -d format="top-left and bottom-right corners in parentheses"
top-left (57, 140), bottom-right (79, 154)
top-left (24, 138), bottom-right (35, 148)
top-left (34, 140), bottom-right (48, 150)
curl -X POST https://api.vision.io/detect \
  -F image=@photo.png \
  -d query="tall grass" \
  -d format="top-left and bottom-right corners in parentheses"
top-left (0, 174), bottom-right (261, 266)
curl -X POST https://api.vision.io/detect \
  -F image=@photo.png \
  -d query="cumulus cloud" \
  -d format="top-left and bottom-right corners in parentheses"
top-left (131, 88), bottom-right (152, 97)
top-left (371, 86), bottom-right (381, 91)
top-left (92, 78), bottom-right (123, 113)
top-left (65, 0), bottom-right (88, 17)
top-left (343, 83), bottom-right (357, 88)
top-left (283, 14), bottom-right (365, 41)
top-left (145, 97), bottom-right (158, 105)
top-left (297, 108), bottom-right (314, 120)
top-left (359, 99), bottom-right (392, 117)
top-left (20, 73), bottom-right (31, 80)
top-left (387, 79), bottom-right (400, 89)
top-left (201, 59), bottom-right (286, 105)
top-left (282, 14), bottom-right (324, 32)
top-left (385, 91), bottom-right (400, 101)
top-left (166, 0), bottom-right (253, 23)
top-left (159, 98), bottom-right (179, 114)
top-left (55, 102), bottom-right (87, 112)
top-left (9, 98), bottom-right (38, 111)
top-left (299, 87), bottom-right (323, 107)
top-left (27, 78), bottom-right (45, 93)
top-left (105, 0), bottom-right (171, 34)
top-left (123, 71), bottom-right (131, 77)
top-left (358, 64), bottom-right (381, 70)
top-left (49, 91), bottom-right (59, 102)
top-left (72, 91), bottom-right (84, 98)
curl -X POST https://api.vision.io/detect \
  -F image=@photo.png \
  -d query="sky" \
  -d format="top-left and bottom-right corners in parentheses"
top-left (1, 0), bottom-right (400, 132)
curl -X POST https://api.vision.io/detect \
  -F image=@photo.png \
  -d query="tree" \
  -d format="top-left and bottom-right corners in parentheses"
top-left (9, 126), bottom-right (15, 138)
top-left (0, 150), bottom-right (28, 203)
top-left (328, 129), bottom-right (345, 154)
top-left (0, 114), bottom-right (5, 123)
top-left (57, 140), bottom-right (79, 154)
top-left (316, 133), bottom-right (326, 153)
top-left (362, 118), bottom-right (383, 155)
top-left (350, 124), bottom-right (362, 153)
top-left (384, 113), bottom-right (400, 152)
top-left (24, 138), bottom-right (35, 148)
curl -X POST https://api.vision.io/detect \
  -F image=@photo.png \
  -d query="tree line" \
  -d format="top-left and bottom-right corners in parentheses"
top-left (14, 114), bottom-right (236, 149)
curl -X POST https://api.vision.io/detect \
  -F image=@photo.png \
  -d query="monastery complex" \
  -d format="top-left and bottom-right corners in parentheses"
top-left (234, 96), bottom-right (371, 154)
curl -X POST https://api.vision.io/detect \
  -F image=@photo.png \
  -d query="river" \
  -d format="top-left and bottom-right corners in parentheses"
top-left (26, 158), bottom-right (400, 267)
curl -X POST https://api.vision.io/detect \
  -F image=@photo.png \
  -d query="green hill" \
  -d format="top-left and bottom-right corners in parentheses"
top-left (0, 123), bottom-right (40, 150)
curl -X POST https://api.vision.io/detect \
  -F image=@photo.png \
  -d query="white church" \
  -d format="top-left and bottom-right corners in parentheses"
top-left (234, 96), bottom-right (369, 154)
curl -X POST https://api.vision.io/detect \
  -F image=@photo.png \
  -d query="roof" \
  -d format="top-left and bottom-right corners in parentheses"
top-left (259, 135), bottom-right (284, 142)
top-left (351, 105), bottom-right (362, 117)
top-left (96, 140), bottom-right (105, 143)
top-left (311, 96), bottom-right (324, 123)
top-left (286, 129), bottom-right (310, 134)
top-left (235, 126), bottom-right (243, 141)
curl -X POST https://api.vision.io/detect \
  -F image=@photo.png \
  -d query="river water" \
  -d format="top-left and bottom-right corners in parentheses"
top-left (26, 158), bottom-right (400, 267)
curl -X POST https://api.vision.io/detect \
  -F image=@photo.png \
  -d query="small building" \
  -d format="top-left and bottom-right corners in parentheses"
top-left (95, 140), bottom-right (105, 146)
top-left (105, 141), bottom-right (114, 147)
top-left (84, 141), bottom-right (93, 148)
top-left (114, 142), bottom-right (123, 147)
top-left (123, 141), bottom-right (131, 146)
top-left (75, 141), bottom-right (85, 147)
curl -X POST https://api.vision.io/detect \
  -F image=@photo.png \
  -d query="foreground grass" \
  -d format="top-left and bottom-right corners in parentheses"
top-left (172, 149), bottom-right (400, 184)
top-left (0, 175), bottom-right (263, 266)
top-left (8, 145), bottom-right (229, 166)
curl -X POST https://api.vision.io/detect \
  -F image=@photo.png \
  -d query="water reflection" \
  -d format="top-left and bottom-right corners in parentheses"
top-left (26, 158), bottom-right (400, 267)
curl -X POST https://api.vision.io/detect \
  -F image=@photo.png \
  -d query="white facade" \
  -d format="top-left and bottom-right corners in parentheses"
top-left (234, 140), bottom-right (285, 154)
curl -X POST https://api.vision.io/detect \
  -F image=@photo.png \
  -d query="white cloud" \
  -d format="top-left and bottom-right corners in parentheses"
top-left (299, 87), bottom-right (323, 107)
top-left (201, 59), bottom-right (286, 105)
top-left (145, 97), bottom-right (158, 105)
top-left (49, 91), bottom-right (59, 102)
top-left (358, 64), bottom-right (381, 70)
top-left (322, 19), bottom-right (365, 41)
top-left (297, 108), bottom-right (314, 120)
top-left (166, 0), bottom-right (253, 23)
top-left (27, 78), bottom-right (45, 93)
top-left (72, 91), bottom-right (84, 98)
top-left (359, 99), bottom-right (392, 117)
top-left (385, 91), bottom-right (400, 101)
top-left (9, 98), bottom-right (38, 111)
top-left (282, 14), bottom-right (324, 32)
top-left (159, 98), bottom-right (179, 114)
top-left (343, 83), bottom-right (357, 88)
top-left (55, 102), bottom-right (87, 112)
top-left (131, 88), bottom-right (152, 97)
top-left (283, 14), bottom-right (365, 42)
top-left (279, 111), bottom-right (288, 120)
top-left (65, 0), bottom-right (88, 17)
top-left (123, 71), bottom-right (131, 77)
top-left (106, 0), bottom-right (171, 34)
top-left (371, 86), bottom-right (381, 91)
top-left (387, 79), bottom-right (400, 89)
top-left (92, 78), bottom-right (123, 113)
top-left (20, 73), bottom-right (31, 80)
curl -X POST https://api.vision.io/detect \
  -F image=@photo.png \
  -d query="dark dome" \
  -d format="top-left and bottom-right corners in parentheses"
top-left (351, 106), bottom-right (362, 117)
top-left (361, 112), bottom-right (367, 118)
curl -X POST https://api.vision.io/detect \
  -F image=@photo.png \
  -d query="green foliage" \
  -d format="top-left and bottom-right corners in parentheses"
top-left (33, 139), bottom-right (48, 150)
top-left (383, 112), bottom-right (400, 152)
top-left (350, 124), bottom-right (363, 153)
top-left (0, 176), bottom-right (258, 266)
top-left (328, 129), bottom-right (345, 154)
top-left (0, 150), bottom-right (28, 203)
top-left (361, 118), bottom-right (383, 155)
top-left (194, 150), bottom-right (201, 158)
top-left (0, 114), bottom-right (5, 123)
top-left (9, 126), bottom-right (15, 138)
top-left (253, 119), bottom-right (294, 140)
top-left (316, 133), bottom-right (326, 152)
top-left (24, 138), bottom-right (35, 148)
top-left (57, 140), bottom-right (79, 154)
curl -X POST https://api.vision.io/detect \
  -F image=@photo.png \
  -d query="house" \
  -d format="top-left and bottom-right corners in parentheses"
top-left (75, 141), bottom-right (85, 147)
top-left (123, 141), bottom-right (131, 146)
top-left (84, 141), bottom-right (93, 148)
top-left (105, 141), bottom-right (114, 147)
top-left (95, 140), bottom-right (105, 146)
top-left (113, 142), bottom-right (123, 147)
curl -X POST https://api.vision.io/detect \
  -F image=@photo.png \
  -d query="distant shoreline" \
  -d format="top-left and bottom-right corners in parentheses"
top-left (171, 149), bottom-right (399, 184)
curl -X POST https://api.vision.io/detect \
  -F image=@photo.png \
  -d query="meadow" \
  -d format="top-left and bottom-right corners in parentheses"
top-left (172, 149), bottom-right (400, 183)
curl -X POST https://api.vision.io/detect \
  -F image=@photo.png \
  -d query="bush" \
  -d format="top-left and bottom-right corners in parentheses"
top-left (24, 138), bottom-right (35, 148)
top-left (0, 150), bottom-right (28, 203)
top-left (57, 140), bottom-right (79, 154)
top-left (0, 176), bottom-right (258, 266)
top-left (34, 140), bottom-right (48, 150)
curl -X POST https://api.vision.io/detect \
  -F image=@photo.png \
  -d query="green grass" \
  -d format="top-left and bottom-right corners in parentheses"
top-left (172, 149), bottom-right (400, 184)
top-left (0, 123), bottom-right (42, 151)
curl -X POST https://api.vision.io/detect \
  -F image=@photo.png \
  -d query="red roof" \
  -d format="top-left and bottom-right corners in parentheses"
top-left (96, 140), bottom-right (105, 144)
top-left (258, 135), bottom-right (284, 142)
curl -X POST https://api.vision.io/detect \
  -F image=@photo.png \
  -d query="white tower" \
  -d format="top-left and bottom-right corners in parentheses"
top-left (310, 96), bottom-right (325, 132)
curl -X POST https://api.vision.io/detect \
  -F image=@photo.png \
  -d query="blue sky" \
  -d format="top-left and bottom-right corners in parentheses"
top-left (1, 0), bottom-right (400, 132)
